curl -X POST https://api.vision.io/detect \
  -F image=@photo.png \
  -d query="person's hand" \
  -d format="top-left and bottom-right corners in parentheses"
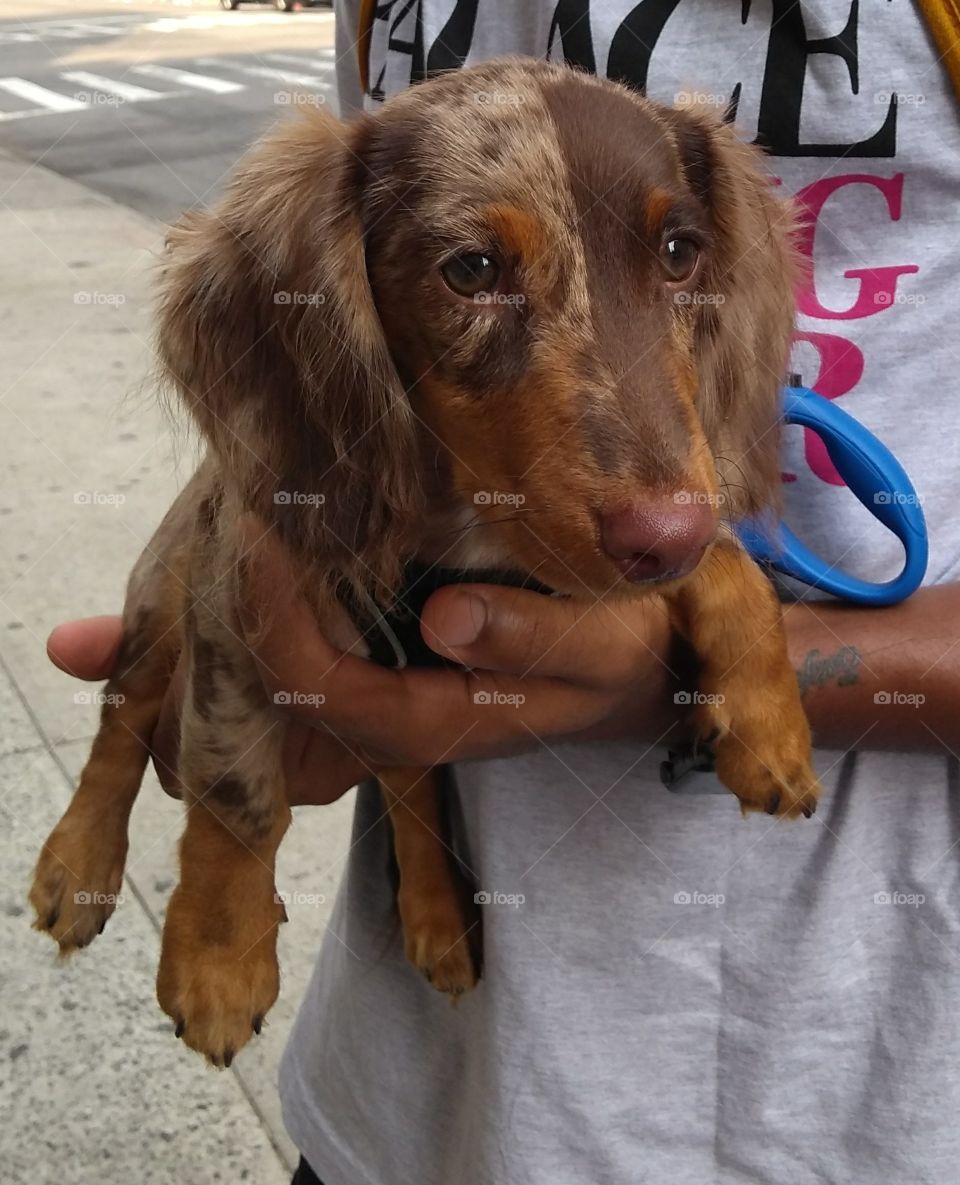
top-left (237, 519), bottom-right (685, 802)
top-left (47, 518), bottom-right (687, 805)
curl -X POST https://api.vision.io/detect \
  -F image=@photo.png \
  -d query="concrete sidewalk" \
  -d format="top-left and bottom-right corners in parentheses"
top-left (0, 148), bottom-right (354, 1184)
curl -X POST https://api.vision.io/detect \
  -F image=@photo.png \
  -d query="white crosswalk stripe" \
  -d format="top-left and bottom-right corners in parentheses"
top-left (60, 71), bottom-right (166, 103)
top-left (55, 23), bottom-right (125, 37)
top-left (0, 21), bottom-right (128, 44)
top-left (0, 77), bottom-right (85, 114)
top-left (242, 65), bottom-right (332, 88)
top-left (197, 59), bottom-right (332, 89)
top-left (130, 63), bottom-right (245, 95)
top-left (264, 52), bottom-right (337, 69)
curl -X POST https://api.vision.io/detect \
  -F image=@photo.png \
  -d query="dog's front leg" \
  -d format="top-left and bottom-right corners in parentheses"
top-left (156, 631), bottom-right (290, 1067)
top-left (380, 766), bottom-right (480, 997)
top-left (669, 538), bottom-right (821, 819)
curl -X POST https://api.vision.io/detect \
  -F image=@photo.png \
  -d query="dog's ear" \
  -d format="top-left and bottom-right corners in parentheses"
top-left (664, 105), bottom-right (801, 519)
top-left (157, 109), bottom-right (421, 597)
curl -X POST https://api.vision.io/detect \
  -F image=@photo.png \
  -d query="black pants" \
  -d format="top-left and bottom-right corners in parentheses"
top-left (291, 1158), bottom-right (325, 1185)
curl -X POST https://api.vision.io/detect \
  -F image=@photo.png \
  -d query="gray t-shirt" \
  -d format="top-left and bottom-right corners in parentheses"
top-left (281, 3), bottom-right (960, 1183)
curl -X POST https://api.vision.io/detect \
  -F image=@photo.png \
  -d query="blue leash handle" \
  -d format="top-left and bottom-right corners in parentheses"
top-left (735, 387), bottom-right (928, 606)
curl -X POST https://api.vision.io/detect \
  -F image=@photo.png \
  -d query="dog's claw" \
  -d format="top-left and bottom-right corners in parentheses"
top-left (223, 1049), bottom-right (234, 1069)
top-left (765, 793), bottom-right (781, 816)
top-left (174, 1018), bottom-right (185, 1039)
top-left (45, 910), bottom-right (59, 930)
top-left (252, 1015), bottom-right (263, 1035)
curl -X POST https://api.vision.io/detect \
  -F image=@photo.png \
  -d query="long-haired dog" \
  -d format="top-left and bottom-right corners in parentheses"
top-left (30, 57), bottom-right (820, 1066)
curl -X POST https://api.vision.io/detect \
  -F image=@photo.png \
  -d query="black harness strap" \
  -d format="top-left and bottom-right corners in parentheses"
top-left (339, 560), bottom-right (554, 670)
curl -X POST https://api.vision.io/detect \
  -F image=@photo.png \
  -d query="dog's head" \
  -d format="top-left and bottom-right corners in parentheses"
top-left (158, 57), bottom-right (798, 601)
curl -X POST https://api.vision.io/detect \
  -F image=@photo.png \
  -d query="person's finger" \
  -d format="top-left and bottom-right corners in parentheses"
top-left (281, 721), bottom-right (372, 805)
top-left (420, 584), bottom-right (675, 688)
top-left (236, 517), bottom-right (611, 763)
top-left (47, 616), bottom-right (123, 681)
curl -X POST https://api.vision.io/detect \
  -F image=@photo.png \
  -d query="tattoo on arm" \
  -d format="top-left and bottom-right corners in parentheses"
top-left (796, 645), bottom-right (863, 698)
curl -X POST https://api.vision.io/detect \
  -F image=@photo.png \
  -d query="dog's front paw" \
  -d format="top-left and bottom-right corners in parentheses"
top-left (29, 815), bottom-right (127, 952)
top-left (689, 660), bottom-right (822, 819)
top-left (400, 887), bottom-right (480, 999)
top-left (157, 885), bottom-right (284, 1066)
top-left (711, 713), bottom-right (821, 819)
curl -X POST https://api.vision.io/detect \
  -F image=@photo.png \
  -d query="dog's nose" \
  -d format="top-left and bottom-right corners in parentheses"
top-left (600, 496), bottom-right (716, 582)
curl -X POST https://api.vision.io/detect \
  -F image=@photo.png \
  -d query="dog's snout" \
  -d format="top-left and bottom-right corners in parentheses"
top-left (600, 496), bottom-right (716, 583)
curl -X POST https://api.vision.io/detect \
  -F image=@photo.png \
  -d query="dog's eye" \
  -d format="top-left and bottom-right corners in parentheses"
top-left (661, 237), bottom-right (700, 282)
top-left (440, 252), bottom-right (501, 297)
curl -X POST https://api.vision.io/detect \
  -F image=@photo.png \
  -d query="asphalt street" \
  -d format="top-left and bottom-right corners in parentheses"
top-left (0, 0), bottom-right (338, 222)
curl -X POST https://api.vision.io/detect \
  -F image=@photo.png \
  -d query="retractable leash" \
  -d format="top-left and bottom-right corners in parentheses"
top-left (661, 383), bottom-right (930, 795)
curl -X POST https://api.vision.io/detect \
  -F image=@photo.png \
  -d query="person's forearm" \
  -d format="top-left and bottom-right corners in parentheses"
top-left (783, 583), bottom-right (960, 753)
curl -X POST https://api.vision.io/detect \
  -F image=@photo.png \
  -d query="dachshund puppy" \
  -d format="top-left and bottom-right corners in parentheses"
top-left (30, 57), bottom-right (819, 1066)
